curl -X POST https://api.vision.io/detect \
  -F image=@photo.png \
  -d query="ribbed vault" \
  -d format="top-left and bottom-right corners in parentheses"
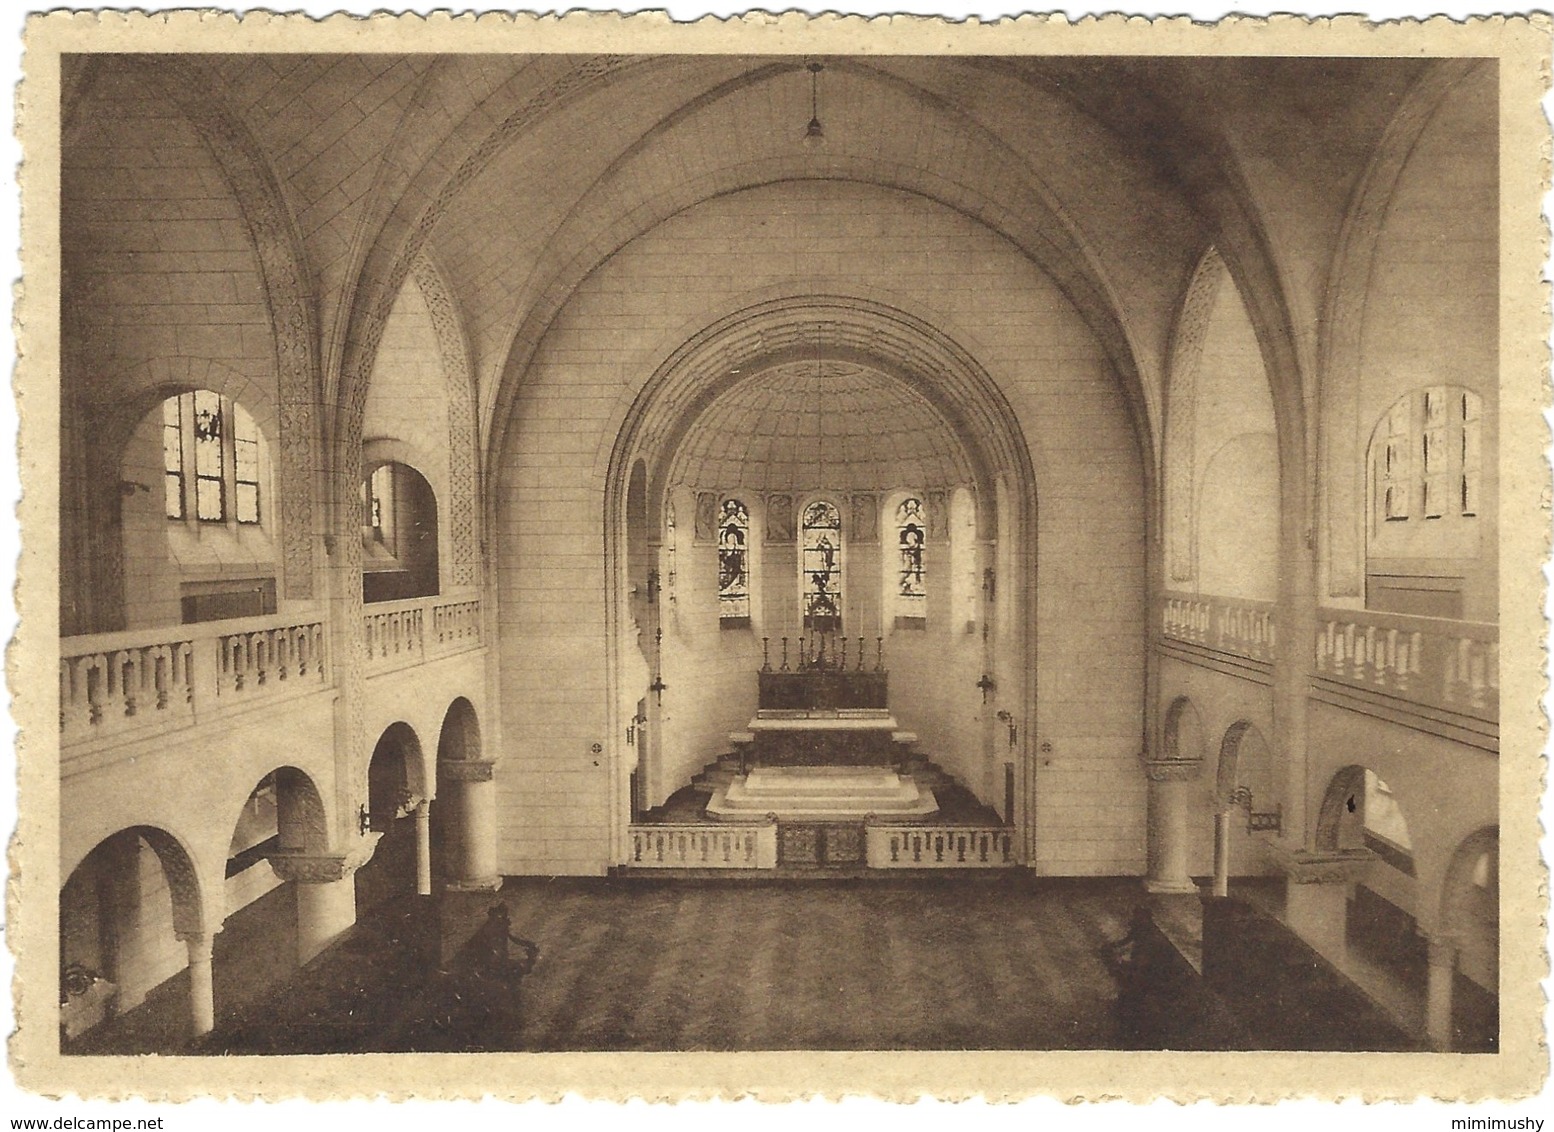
top-left (665, 360), bottom-right (975, 496)
top-left (609, 295), bottom-right (1037, 537)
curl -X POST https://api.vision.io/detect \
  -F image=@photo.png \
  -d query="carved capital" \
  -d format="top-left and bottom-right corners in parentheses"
top-left (439, 758), bottom-right (496, 783)
top-left (1143, 757), bottom-right (1203, 782)
top-left (269, 833), bottom-right (382, 884)
top-left (1271, 845), bottom-right (1375, 886)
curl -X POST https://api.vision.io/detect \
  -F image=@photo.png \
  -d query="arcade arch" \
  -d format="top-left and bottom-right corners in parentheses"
top-left (602, 296), bottom-right (1043, 861)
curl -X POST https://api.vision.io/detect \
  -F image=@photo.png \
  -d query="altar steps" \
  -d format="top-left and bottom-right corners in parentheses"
top-left (689, 752), bottom-right (745, 793)
top-left (650, 755), bottom-right (1000, 826)
top-left (686, 751), bottom-right (958, 799)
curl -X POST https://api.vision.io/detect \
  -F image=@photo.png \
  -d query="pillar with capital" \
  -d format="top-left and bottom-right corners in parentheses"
top-left (1143, 756), bottom-right (1203, 895)
top-left (440, 759), bottom-right (502, 892)
top-left (1211, 807), bottom-right (1233, 898)
top-left (1274, 846), bottom-right (1374, 967)
top-left (270, 834), bottom-right (381, 965)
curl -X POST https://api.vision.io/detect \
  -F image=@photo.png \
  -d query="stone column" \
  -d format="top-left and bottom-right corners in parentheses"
top-left (271, 834), bottom-right (380, 965)
top-left (415, 800), bottom-right (433, 896)
top-left (1275, 847), bottom-right (1374, 967)
top-left (179, 932), bottom-right (215, 1037)
top-left (1426, 934), bottom-right (1460, 1051)
top-left (441, 759), bottom-right (501, 892)
top-left (1144, 757), bottom-right (1202, 895)
top-left (1212, 808), bottom-right (1233, 898)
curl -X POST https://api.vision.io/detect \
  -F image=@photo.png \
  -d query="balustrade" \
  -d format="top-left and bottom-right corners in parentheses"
top-left (362, 595), bottom-right (482, 674)
top-left (60, 639), bottom-right (193, 743)
top-left (865, 824), bottom-right (1015, 869)
top-left (432, 599), bottom-right (482, 648)
top-left (1161, 593), bottom-right (1275, 661)
top-left (61, 614), bottom-right (327, 748)
top-left (216, 620), bottom-right (326, 699)
top-left (628, 822), bottom-right (778, 869)
top-left (363, 602), bottom-right (425, 668)
top-left (1315, 610), bottom-right (1497, 721)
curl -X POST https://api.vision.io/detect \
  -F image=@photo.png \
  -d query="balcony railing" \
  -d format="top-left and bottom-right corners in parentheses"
top-left (60, 614), bottom-right (328, 749)
top-left (1161, 594), bottom-right (1276, 662)
top-left (628, 821), bottom-right (778, 869)
top-left (1314, 609), bottom-right (1498, 723)
top-left (865, 824), bottom-right (1017, 869)
top-left (363, 594), bottom-right (483, 676)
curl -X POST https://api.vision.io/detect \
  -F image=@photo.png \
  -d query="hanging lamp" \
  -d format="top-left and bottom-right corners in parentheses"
top-left (803, 61), bottom-right (826, 148)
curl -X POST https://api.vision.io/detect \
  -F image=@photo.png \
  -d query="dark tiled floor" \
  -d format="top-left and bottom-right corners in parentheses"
top-left (192, 875), bottom-right (1142, 1054)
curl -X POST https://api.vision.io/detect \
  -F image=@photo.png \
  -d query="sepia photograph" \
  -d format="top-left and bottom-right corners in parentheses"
top-left (10, 8), bottom-right (1550, 1106)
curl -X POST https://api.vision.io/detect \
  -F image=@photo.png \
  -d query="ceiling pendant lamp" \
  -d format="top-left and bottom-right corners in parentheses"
top-left (803, 61), bottom-right (826, 148)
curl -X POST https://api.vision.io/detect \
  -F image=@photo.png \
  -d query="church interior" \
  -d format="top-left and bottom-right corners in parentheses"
top-left (53, 50), bottom-right (1500, 1056)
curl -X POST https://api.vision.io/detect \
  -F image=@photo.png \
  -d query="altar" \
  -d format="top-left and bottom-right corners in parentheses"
top-left (710, 643), bottom-right (938, 824)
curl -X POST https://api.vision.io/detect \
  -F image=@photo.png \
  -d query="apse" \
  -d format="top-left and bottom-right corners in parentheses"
top-left (638, 356), bottom-right (995, 819)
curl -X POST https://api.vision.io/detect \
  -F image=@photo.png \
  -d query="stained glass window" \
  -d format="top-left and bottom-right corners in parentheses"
top-left (801, 499), bottom-right (842, 631)
top-left (717, 498), bottom-right (750, 623)
top-left (162, 397), bottom-right (184, 519)
top-left (192, 389), bottom-right (225, 522)
top-left (895, 497), bottom-right (926, 615)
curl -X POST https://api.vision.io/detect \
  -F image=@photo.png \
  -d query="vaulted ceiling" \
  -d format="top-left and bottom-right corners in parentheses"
top-left (62, 52), bottom-right (1435, 462)
top-left (667, 361), bottom-right (975, 494)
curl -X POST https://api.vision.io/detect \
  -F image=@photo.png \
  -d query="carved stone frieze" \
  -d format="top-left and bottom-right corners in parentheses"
top-left (1142, 757), bottom-right (1204, 782)
top-left (269, 833), bottom-right (383, 885)
top-left (1164, 248), bottom-right (1224, 586)
top-left (410, 253), bottom-right (481, 588)
top-left (1270, 845), bottom-right (1376, 886)
top-left (438, 759), bottom-right (497, 783)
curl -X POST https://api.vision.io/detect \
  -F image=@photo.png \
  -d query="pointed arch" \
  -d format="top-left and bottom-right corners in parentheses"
top-left (128, 56), bottom-right (321, 602)
top-left (1320, 59), bottom-right (1489, 597)
top-left (1162, 246), bottom-right (1227, 585)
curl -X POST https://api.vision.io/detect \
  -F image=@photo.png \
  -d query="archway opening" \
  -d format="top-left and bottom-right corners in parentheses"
top-left (357, 724), bottom-right (423, 910)
top-left (1208, 722), bottom-right (1278, 892)
top-left (601, 297), bottom-right (1042, 865)
top-left (59, 826), bottom-right (203, 1053)
top-left (362, 461), bottom-right (439, 603)
top-left (1440, 826), bottom-right (1498, 1052)
top-left (639, 355), bottom-right (1003, 823)
top-left (212, 767), bottom-right (328, 1025)
top-left (1316, 765), bottom-right (1426, 1002)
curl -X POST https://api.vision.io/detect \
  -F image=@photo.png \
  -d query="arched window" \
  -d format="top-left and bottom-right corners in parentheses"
top-left (801, 499), bottom-right (842, 632)
top-left (717, 498), bottom-right (750, 626)
top-left (886, 494), bottom-right (927, 628)
top-left (160, 391), bottom-right (263, 525)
